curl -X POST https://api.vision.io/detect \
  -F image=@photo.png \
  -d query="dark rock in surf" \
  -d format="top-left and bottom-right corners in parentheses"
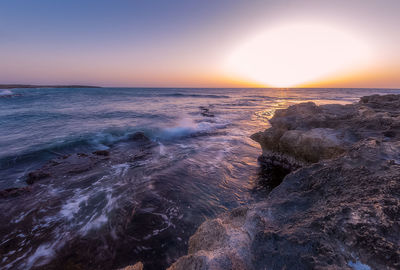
top-left (27, 171), bottom-right (50, 184)
top-left (26, 153), bottom-right (100, 184)
top-left (169, 94), bottom-right (400, 270)
top-left (199, 106), bottom-right (215, 117)
top-left (24, 136), bottom-right (155, 186)
top-left (92, 150), bottom-right (110, 156)
top-left (0, 186), bottom-right (32, 198)
top-left (129, 131), bottom-right (151, 143)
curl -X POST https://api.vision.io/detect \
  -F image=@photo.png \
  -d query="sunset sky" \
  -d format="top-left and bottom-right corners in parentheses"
top-left (1, 0), bottom-right (399, 88)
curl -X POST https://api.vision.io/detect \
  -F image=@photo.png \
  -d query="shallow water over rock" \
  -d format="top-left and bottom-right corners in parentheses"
top-left (1, 88), bottom-right (400, 269)
top-left (170, 94), bottom-right (400, 270)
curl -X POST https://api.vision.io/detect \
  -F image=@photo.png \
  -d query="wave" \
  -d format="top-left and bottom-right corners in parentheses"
top-left (158, 93), bottom-right (230, 99)
top-left (243, 95), bottom-right (274, 99)
top-left (0, 89), bottom-right (13, 96)
top-left (156, 118), bottom-right (229, 140)
top-left (0, 118), bottom-right (229, 170)
top-left (0, 128), bottom-right (136, 169)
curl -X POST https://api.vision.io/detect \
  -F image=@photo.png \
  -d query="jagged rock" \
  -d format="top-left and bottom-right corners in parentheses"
top-left (129, 131), bottom-right (151, 142)
top-left (169, 139), bottom-right (400, 270)
top-left (0, 137), bottom-right (158, 269)
top-left (25, 153), bottom-right (103, 184)
top-left (251, 95), bottom-right (400, 163)
top-left (256, 154), bottom-right (303, 189)
top-left (22, 134), bottom-right (154, 185)
top-left (120, 262), bottom-right (144, 270)
top-left (169, 95), bottom-right (400, 270)
top-left (0, 186), bottom-right (32, 198)
top-left (199, 106), bottom-right (215, 117)
top-left (93, 150), bottom-right (110, 156)
top-left (27, 171), bottom-right (51, 184)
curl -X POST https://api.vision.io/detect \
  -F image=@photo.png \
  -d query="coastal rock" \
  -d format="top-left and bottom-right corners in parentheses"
top-left (251, 95), bottom-right (400, 163)
top-left (25, 153), bottom-right (105, 184)
top-left (170, 140), bottom-right (400, 270)
top-left (169, 95), bottom-right (400, 270)
top-left (0, 134), bottom-right (158, 269)
top-left (120, 262), bottom-right (144, 270)
top-left (0, 186), bottom-right (32, 198)
top-left (27, 171), bottom-right (51, 184)
top-left (93, 150), bottom-right (110, 156)
top-left (129, 131), bottom-right (151, 143)
top-left (199, 106), bottom-right (215, 117)
top-left (23, 132), bottom-right (154, 185)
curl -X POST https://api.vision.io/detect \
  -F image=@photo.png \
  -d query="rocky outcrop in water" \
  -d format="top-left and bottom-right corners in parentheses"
top-left (25, 132), bottom-right (154, 186)
top-left (121, 262), bottom-right (144, 270)
top-left (251, 94), bottom-right (400, 163)
top-left (199, 106), bottom-right (215, 117)
top-left (168, 94), bottom-right (400, 270)
top-left (0, 132), bottom-right (160, 269)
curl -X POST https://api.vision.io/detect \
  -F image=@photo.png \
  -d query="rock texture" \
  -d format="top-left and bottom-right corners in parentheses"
top-left (121, 262), bottom-right (144, 270)
top-left (0, 132), bottom-right (158, 269)
top-left (168, 95), bottom-right (400, 270)
top-left (251, 95), bottom-right (400, 163)
top-left (24, 131), bottom-right (155, 186)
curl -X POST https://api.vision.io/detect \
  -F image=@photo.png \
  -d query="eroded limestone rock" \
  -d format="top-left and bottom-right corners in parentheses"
top-left (251, 95), bottom-right (400, 163)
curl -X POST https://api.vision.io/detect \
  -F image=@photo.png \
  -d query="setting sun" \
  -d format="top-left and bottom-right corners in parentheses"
top-left (225, 22), bottom-right (374, 87)
top-left (1, 1), bottom-right (400, 269)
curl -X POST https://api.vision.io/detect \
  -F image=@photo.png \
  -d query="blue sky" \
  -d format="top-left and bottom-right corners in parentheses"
top-left (1, 0), bottom-right (399, 87)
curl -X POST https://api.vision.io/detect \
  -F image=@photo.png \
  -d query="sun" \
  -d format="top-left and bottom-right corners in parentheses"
top-left (225, 22), bottom-right (373, 87)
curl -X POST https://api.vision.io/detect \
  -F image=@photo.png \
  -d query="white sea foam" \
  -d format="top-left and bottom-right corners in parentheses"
top-left (158, 142), bottom-right (166, 155)
top-left (348, 260), bottom-right (371, 270)
top-left (59, 193), bottom-right (90, 219)
top-left (157, 116), bottom-right (229, 140)
top-left (112, 163), bottom-right (130, 177)
top-left (0, 89), bottom-right (13, 96)
top-left (25, 243), bottom-right (56, 269)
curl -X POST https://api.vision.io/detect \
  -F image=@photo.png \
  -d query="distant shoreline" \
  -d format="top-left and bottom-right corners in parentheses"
top-left (1, 84), bottom-right (399, 90)
top-left (0, 84), bottom-right (101, 89)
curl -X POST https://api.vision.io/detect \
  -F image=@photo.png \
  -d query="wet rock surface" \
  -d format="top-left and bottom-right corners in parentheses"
top-left (169, 95), bottom-right (400, 270)
top-left (199, 106), bottom-right (215, 118)
top-left (120, 262), bottom-right (144, 270)
top-left (0, 133), bottom-right (168, 270)
top-left (24, 134), bottom-right (156, 186)
top-left (251, 94), bottom-right (400, 163)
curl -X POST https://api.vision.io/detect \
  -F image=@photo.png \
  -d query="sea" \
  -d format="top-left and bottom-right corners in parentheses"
top-left (1, 87), bottom-right (399, 269)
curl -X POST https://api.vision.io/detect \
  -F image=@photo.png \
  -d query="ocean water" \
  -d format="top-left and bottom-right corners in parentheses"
top-left (0, 87), bottom-right (399, 269)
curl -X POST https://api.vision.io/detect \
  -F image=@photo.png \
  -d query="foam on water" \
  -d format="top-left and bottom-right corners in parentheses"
top-left (25, 243), bottom-right (56, 268)
top-left (2, 87), bottom-right (400, 269)
top-left (348, 260), bottom-right (371, 270)
top-left (0, 89), bottom-right (13, 96)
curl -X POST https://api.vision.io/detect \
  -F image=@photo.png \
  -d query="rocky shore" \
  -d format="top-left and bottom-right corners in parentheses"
top-left (168, 94), bottom-right (400, 270)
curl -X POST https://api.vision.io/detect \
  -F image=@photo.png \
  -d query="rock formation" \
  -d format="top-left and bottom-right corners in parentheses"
top-left (168, 94), bottom-right (400, 270)
top-left (24, 131), bottom-right (154, 186)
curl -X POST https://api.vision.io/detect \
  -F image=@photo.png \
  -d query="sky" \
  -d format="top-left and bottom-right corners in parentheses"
top-left (0, 0), bottom-right (399, 88)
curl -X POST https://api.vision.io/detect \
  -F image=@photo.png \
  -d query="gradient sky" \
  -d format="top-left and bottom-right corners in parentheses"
top-left (1, 0), bottom-right (399, 87)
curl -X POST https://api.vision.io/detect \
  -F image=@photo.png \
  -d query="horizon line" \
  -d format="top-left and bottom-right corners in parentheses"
top-left (2, 84), bottom-right (400, 90)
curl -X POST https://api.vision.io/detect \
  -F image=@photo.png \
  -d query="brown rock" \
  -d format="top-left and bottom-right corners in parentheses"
top-left (120, 262), bottom-right (144, 270)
